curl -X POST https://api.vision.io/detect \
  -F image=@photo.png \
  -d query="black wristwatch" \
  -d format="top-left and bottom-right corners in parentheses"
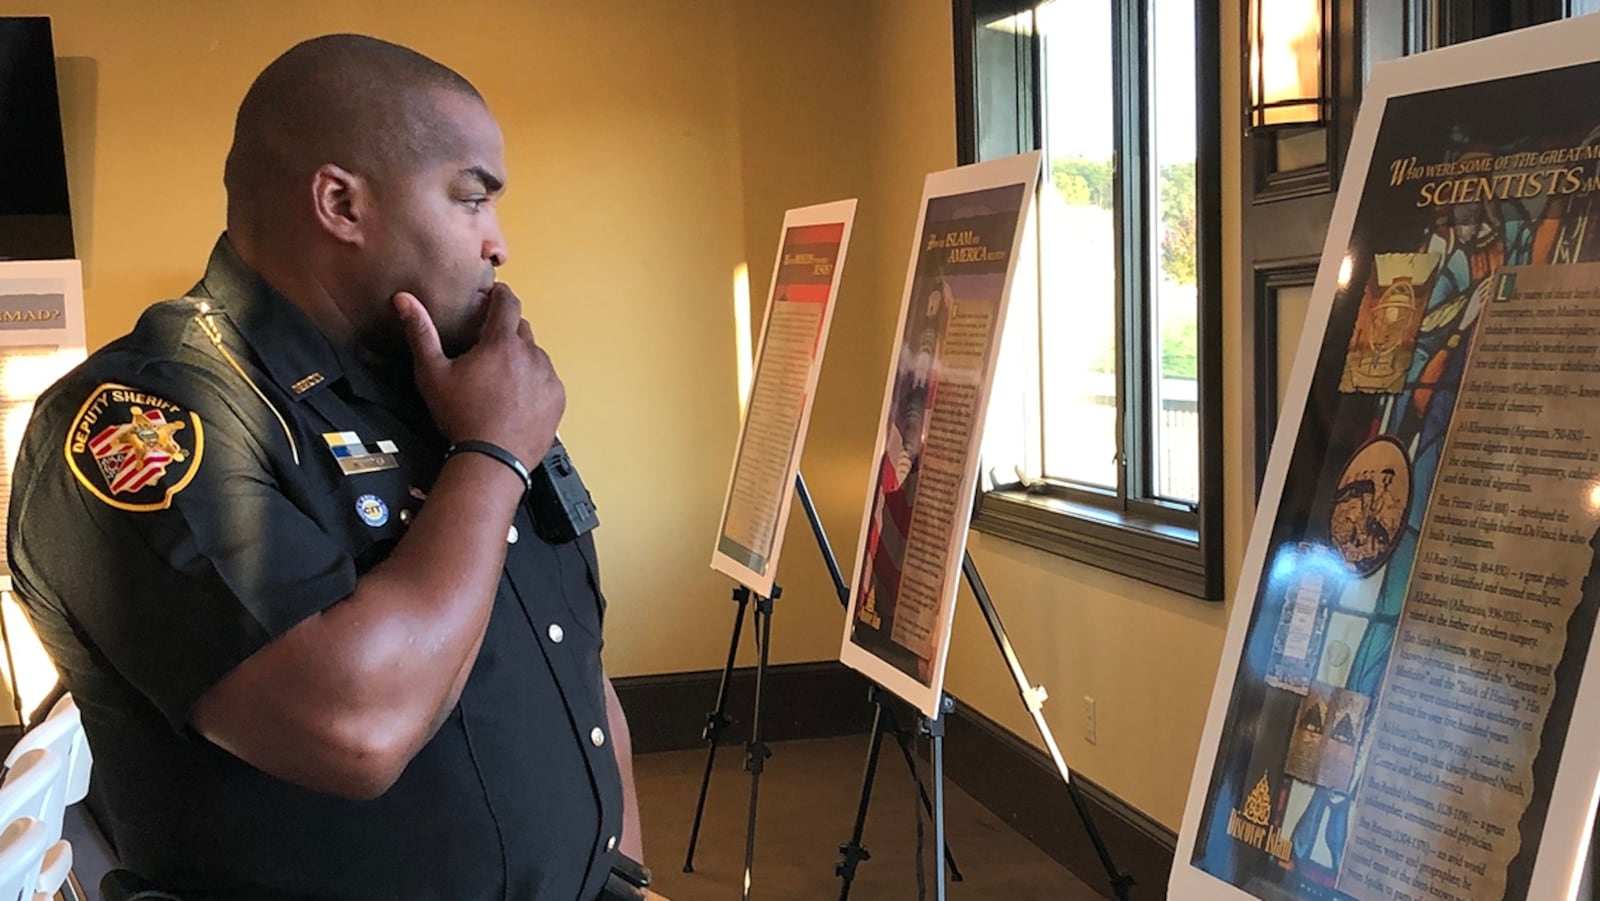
top-left (598, 854), bottom-right (651, 901)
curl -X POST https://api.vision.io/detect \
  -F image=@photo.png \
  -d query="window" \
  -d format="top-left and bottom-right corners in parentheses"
top-left (957, 0), bottom-right (1223, 599)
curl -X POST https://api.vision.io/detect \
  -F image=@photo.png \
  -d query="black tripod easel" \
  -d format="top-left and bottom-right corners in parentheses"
top-left (834, 686), bottom-right (965, 899)
top-left (951, 551), bottom-right (1135, 901)
top-left (838, 547), bottom-right (1139, 896)
top-left (785, 477), bottom-right (964, 897)
top-left (681, 473), bottom-right (959, 898)
top-left (680, 576), bottom-right (781, 901)
top-left (830, 538), bottom-right (1133, 900)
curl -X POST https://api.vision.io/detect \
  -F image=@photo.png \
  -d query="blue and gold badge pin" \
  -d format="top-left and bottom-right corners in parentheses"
top-left (355, 493), bottom-right (389, 527)
top-left (65, 383), bottom-right (204, 512)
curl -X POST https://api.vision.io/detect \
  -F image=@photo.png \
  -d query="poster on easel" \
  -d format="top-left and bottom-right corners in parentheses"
top-left (0, 259), bottom-right (86, 582)
top-left (1175, 17), bottom-right (1600, 901)
top-left (711, 200), bottom-right (857, 597)
top-left (0, 258), bottom-right (86, 726)
top-left (839, 152), bottom-right (1041, 718)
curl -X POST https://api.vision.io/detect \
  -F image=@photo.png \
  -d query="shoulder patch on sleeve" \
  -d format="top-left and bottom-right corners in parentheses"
top-left (63, 382), bottom-right (205, 512)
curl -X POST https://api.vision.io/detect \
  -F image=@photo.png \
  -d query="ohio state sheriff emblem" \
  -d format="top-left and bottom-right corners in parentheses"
top-left (64, 383), bottom-right (204, 511)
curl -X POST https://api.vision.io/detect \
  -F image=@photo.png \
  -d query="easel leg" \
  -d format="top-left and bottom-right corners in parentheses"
top-left (741, 587), bottom-right (779, 901)
top-left (929, 712), bottom-right (947, 901)
top-left (802, 469), bottom-right (964, 890)
top-left (906, 700), bottom-right (951, 901)
top-left (683, 586), bottom-right (750, 873)
top-left (960, 552), bottom-right (1134, 901)
top-left (886, 703), bottom-right (963, 882)
top-left (835, 690), bottom-right (887, 901)
top-left (1067, 778), bottom-right (1136, 900)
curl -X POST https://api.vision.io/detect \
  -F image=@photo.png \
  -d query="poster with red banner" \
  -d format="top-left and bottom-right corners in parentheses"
top-left (712, 200), bottom-right (856, 597)
top-left (840, 153), bottom-right (1040, 718)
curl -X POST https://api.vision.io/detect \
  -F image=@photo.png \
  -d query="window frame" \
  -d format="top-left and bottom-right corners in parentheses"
top-left (1252, 258), bottom-right (1320, 498)
top-left (956, 0), bottom-right (1225, 600)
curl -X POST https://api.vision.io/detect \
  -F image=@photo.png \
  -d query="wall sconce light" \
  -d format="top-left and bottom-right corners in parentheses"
top-left (1247, 0), bottom-right (1328, 131)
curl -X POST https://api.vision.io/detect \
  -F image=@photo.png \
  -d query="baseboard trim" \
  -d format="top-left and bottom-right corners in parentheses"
top-left (942, 699), bottom-right (1177, 899)
top-left (613, 661), bottom-right (876, 754)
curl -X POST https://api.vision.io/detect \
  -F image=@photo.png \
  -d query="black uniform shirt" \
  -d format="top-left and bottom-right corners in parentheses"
top-left (7, 237), bottom-right (624, 900)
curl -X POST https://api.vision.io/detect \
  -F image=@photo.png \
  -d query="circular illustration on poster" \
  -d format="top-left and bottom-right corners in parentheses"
top-left (1328, 435), bottom-right (1413, 576)
top-left (1324, 638), bottom-right (1351, 671)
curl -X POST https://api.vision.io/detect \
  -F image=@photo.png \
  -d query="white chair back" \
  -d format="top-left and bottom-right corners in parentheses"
top-left (30, 838), bottom-right (70, 901)
top-left (0, 750), bottom-right (63, 901)
top-left (0, 818), bottom-right (50, 901)
top-left (6, 697), bottom-right (92, 901)
top-left (0, 752), bottom-right (60, 836)
top-left (5, 695), bottom-right (90, 814)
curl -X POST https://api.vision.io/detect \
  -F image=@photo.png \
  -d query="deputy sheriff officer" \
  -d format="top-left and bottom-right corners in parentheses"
top-left (6, 34), bottom-right (666, 901)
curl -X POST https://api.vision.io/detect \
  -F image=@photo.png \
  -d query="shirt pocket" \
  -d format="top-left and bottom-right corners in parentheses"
top-left (319, 466), bottom-right (414, 574)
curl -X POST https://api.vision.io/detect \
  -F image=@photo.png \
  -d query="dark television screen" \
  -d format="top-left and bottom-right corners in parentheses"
top-left (0, 17), bottom-right (73, 260)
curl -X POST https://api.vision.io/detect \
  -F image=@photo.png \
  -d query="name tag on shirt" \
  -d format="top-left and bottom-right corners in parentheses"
top-left (323, 431), bottom-right (400, 475)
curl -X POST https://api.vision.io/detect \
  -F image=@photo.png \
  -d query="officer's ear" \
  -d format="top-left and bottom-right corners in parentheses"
top-left (309, 163), bottom-right (370, 247)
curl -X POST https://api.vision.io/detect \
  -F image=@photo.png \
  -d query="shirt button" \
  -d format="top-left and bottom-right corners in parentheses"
top-left (507, 524), bottom-right (519, 544)
top-left (547, 623), bottom-right (565, 643)
top-left (590, 727), bottom-right (606, 747)
top-left (399, 509), bottom-right (412, 525)
top-left (606, 835), bottom-right (617, 852)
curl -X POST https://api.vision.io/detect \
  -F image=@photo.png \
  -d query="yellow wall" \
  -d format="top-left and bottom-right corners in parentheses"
top-left (729, 1), bottom-right (968, 670)
top-left (738, 0), bottom-right (1245, 831)
top-left (736, 0), bottom-right (1248, 832)
top-left (15, 0), bottom-right (1250, 832)
top-left (728, 1), bottom-right (875, 667)
top-left (10, 0), bottom-right (753, 676)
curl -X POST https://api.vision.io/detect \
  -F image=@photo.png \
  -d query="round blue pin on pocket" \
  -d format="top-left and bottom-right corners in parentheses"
top-left (356, 493), bottom-right (389, 527)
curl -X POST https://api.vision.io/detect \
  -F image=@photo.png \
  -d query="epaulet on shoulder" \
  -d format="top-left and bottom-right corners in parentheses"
top-left (48, 303), bottom-right (227, 433)
top-left (129, 297), bottom-right (208, 345)
top-left (66, 299), bottom-right (200, 383)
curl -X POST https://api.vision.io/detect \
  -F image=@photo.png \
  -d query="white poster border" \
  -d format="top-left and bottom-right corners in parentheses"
top-left (1173, 15), bottom-right (1600, 901)
top-left (0, 257), bottom-right (87, 596)
top-left (710, 199), bottom-right (858, 597)
top-left (0, 259), bottom-right (85, 351)
top-left (839, 151), bottom-right (1042, 719)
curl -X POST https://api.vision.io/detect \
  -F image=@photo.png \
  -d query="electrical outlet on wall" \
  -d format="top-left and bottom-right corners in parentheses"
top-left (1083, 696), bottom-right (1097, 745)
